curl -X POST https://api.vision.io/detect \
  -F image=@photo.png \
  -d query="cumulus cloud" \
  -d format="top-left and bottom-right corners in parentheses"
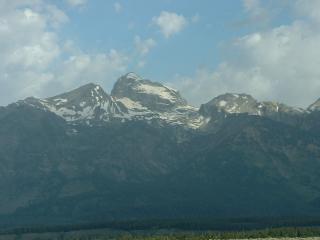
top-left (239, 0), bottom-right (272, 27)
top-left (45, 4), bottom-right (69, 28)
top-left (294, 0), bottom-right (320, 23)
top-left (152, 11), bottom-right (188, 38)
top-left (0, 1), bottom-right (62, 104)
top-left (0, 0), bottom-right (129, 105)
top-left (174, 1), bottom-right (320, 108)
top-left (52, 49), bottom-right (128, 92)
top-left (134, 35), bottom-right (156, 56)
top-left (132, 36), bottom-right (156, 68)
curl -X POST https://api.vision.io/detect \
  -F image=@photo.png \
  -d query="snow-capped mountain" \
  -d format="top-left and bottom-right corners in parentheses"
top-left (200, 93), bottom-right (305, 118)
top-left (3, 72), bottom-right (320, 226)
top-left (112, 73), bottom-right (203, 128)
top-left (15, 72), bottom-right (312, 129)
top-left (112, 72), bottom-right (187, 112)
top-left (17, 73), bottom-right (203, 128)
top-left (200, 93), bottom-right (262, 116)
top-left (20, 83), bottom-right (123, 124)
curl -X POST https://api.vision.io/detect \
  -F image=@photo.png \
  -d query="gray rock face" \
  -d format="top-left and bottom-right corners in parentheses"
top-left (200, 93), bottom-right (261, 117)
top-left (308, 97), bottom-right (320, 111)
top-left (200, 93), bottom-right (305, 125)
top-left (110, 73), bottom-right (203, 128)
top-left (21, 83), bottom-right (123, 123)
top-left (17, 73), bottom-right (204, 129)
top-left (111, 72), bottom-right (188, 112)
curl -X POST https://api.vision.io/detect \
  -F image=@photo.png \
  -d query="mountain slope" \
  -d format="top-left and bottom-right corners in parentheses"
top-left (112, 73), bottom-right (203, 128)
top-left (200, 93), bottom-right (306, 128)
top-left (20, 83), bottom-right (124, 124)
top-left (1, 72), bottom-right (320, 226)
top-left (17, 73), bottom-right (203, 128)
top-left (112, 73), bottom-right (187, 111)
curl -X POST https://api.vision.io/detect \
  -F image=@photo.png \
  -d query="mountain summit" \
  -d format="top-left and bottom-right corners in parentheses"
top-left (19, 73), bottom-right (203, 128)
top-left (200, 93), bottom-right (261, 116)
top-left (200, 92), bottom-right (305, 126)
top-left (112, 72), bottom-right (188, 112)
top-left (23, 83), bottom-right (123, 123)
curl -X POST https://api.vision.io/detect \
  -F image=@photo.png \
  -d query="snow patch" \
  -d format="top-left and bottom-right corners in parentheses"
top-left (219, 100), bottom-right (227, 107)
top-left (117, 97), bottom-right (147, 110)
top-left (135, 84), bottom-right (176, 102)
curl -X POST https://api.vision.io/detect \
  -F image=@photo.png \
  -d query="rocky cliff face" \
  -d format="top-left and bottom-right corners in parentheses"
top-left (112, 72), bottom-right (188, 112)
top-left (21, 83), bottom-right (123, 124)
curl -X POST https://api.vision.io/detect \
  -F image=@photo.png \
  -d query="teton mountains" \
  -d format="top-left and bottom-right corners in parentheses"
top-left (1, 72), bottom-right (320, 226)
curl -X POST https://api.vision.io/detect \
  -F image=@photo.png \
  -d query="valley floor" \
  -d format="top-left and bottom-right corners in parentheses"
top-left (2, 228), bottom-right (320, 240)
top-left (2, 235), bottom-right (320, 240)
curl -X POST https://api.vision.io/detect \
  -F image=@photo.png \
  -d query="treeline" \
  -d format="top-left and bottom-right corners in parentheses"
top-left (83, 227), bottom-right (320, 240)
top-left (2, 217), bottom-right (320, 237)
top-left (208, 227), bottom-right (320, 239)
top-left (4, 226), bottom-right (320, 240)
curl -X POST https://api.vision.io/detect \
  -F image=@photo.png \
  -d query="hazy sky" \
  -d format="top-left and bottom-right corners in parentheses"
top-left (0, 0), bottom-right (320, 107)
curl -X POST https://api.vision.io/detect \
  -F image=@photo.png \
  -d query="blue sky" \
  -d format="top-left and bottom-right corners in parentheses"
top-left (1, 0), bottom-right (320, 107)
top-left (58, 1), bottom-right (248, 80)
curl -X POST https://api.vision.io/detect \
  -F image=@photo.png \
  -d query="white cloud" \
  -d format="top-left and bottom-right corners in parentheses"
top-left (175, 65), bottom-right (273, 106)
top-left (241, 0), bottom-right (271, 27)
top-left (134, 35), bottom-right (156, 56)
top-left (114, 2), bottom-right (122, 13)
top-left (0, 0), bottom-right (130, 105)
top-left (45, 4), bottom-right (69, 28)
top-left (294, 0), bottom-right (320, 23)
top-left (0, 2), bottom-right (62, 103)
top-left (7, 32), bottom-right (60, 70)
top-left (175, 1), bottom-right (320, 108)
top-left (54, 49), bottom-right (128, 91)
top-left (65, 0), bottom-right (87, 8)
top-left (152, 11), bottom-right (188, 38)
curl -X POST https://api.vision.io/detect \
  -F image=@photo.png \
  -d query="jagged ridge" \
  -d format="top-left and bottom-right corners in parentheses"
top-left (16, 72), bottom-right (320, 129)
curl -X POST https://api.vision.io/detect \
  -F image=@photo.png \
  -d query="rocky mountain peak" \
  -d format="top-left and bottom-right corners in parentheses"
top-left (200, 93), bottom-right (261, 117)
top-left (123, 72), bottom-right (143, 81)
top-left (16, 73), bottom-right (310, 129)
top-left (46, 83), bottom-right (110, 108)
top-left (111, 72), bottom-right (188, 112)
top-left (199, 93), bottom-right (305, 128)
top-left (22, 83), bottom-right (123, 123)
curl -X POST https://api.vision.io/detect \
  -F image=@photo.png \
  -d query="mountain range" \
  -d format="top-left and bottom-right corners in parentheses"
top-left (1, 72), bottom-right (320, 226)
